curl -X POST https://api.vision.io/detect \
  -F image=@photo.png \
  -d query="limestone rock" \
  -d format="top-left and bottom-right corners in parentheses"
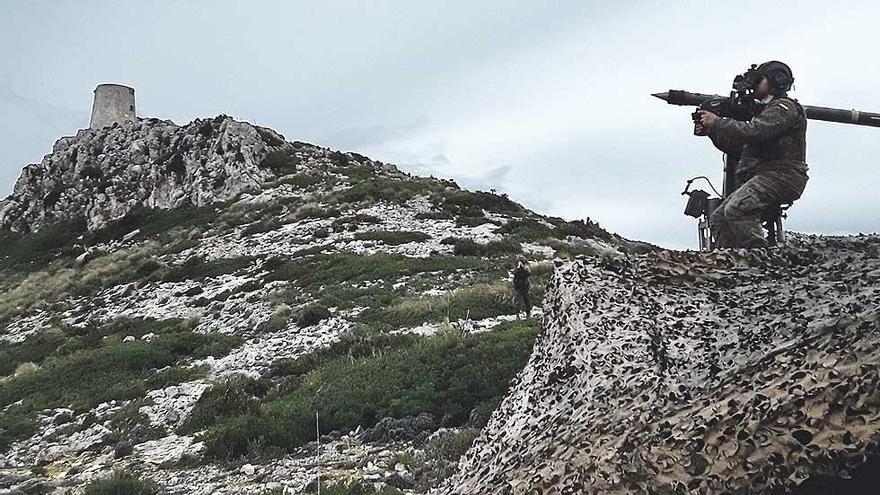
top-left (0, 116), bottom-right (290, 232)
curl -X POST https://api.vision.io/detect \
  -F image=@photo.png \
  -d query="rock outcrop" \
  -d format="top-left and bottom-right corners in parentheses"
top-left (0, 116), bottom-right (292, 232)
top-left (444, 235), bottom-right (880, 494)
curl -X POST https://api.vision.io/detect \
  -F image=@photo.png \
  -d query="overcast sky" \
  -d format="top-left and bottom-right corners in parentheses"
top-left (2, 1), bottom-right (878, 248)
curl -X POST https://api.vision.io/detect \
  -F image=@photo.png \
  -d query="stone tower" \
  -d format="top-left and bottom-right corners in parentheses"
top-left (89, 84), bottom-right (136, 130)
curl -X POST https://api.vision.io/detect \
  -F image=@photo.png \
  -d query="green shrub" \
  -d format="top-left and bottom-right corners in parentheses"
top-left (495, 218), bottom-right (557, 242)
top-left (483, 239), bottom-right (522, 256)
top-left (242, 218), bottom-right (281, 236)
top-left (0, 328), bottom-right (67, 376)
top-left (162, 256), bottom-right (254, 282)
top-left (448, 237), bottom-right (481, 256)
top-left (436, 190), bottom-right (522, 216)
top-left (455, 215), bottom-right (491, 227)
top-left (0, 219), bottom-right (86, 272)
top-left (300, 480), bottom-right (402, 495)
top-left (335, 165), bottom-right (376, 181)
top-left (294, 203), bottom-right (341, 220)
top-left (354, 231), bottom-right (431, 246)
top-left (201, 321), bottom-right (537, 460)
top-left (86, 206), bottom-right (220, 244)
top-left (0, 244), bottom-right (170, 325)
top-left (265, 253), bottom-right (487, 292)
top-left (270, 326), bottom-right (419, 379)
top-left (83, 470), bottom-right (160, 495)
top-left (277, 173), bottom-right (324, 189)
top-left (425, 428), bottom-right (481, 462)
top-left (364, 282), bottom-right (517, 328)
top-left (414, 210), bottom-right (453, 221)
top-left (219, 202), bottom-right (285, 228)
top-left (331, 214), bottom-right (382, 231)
top-left (330, 177), bottom-right (441, 205)
top-left (550, 217), bottom-right (611, 241)
top-left (258, 305), bottom-right (292, 333)
top-left (181, 374), bottom-right (267, 434)
top-left (442, 238), bottom-right (521, 257)
top-left (297, 304), bottom-right (332, 327)
top-left (261, 149), bottom-right (300, 173)
top-left (0, 319), bottom-right (239, 449)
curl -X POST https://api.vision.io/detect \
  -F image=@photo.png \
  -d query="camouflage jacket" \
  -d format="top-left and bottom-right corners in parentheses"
top-left (709, 95), bottom-right (808, 179)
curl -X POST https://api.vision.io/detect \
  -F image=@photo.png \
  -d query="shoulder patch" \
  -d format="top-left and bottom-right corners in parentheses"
top-left (777, 101), bottom-right (791, 111)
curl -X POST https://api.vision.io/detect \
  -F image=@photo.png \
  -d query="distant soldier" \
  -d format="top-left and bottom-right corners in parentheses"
top-left (512, 259), bottom-right (531, 318)
top-left (696, 61), bottom-right (808, 249)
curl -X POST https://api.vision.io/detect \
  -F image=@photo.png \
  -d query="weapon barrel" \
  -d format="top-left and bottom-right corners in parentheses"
top-left (653, 90), bottom-right (880, 128)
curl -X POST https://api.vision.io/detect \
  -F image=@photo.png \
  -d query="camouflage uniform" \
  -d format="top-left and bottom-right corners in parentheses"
top-left (708, 95), bottom-right (809, 248)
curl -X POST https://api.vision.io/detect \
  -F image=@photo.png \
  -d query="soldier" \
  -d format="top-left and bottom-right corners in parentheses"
top-left (513, 258), bottom-right (531, 318)
top-left (696, 61), bottom-right (809, 249)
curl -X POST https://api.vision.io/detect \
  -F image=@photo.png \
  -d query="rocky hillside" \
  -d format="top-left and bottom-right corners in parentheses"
top-left (443, 235), bottom-right (880, 494)
top-left (0, 116), bottom-right (300, 232)
top-left (0, 116), bottom-right (646, 494)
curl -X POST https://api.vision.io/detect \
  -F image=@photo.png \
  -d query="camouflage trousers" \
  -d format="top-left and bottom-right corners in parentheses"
top-left (514, 287), bottom-right (531, 316)
top-left (709, 167), bottom-right (808, 249)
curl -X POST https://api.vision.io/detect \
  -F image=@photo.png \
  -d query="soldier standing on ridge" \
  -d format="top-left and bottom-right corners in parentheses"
top-left (513, 258), bottom-right (531, 319)
top-left (695, 61), bottom-right (809, 249)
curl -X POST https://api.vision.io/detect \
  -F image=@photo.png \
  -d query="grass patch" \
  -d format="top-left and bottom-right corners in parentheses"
top-left (0, 219), bottom-right (86, 273)
top-left (443, 237), bottom-right (522, 257)
top-left (201, 321), bottom-right (538, 460)
top-left (86, 206), bottom-right (220, 244)
top-left (297, 304), bottom-right (332, 326)
top-left (0, 318), bottom-right (239, 449)
top-left (495, 218), bottom-right (557, 242)
top-left (180, 374), bottom-right (267, 435)
top-left (261, 149), bottom-right (300, 174)
top-left (354, 231), bottom-right (431, 246)
top-left (277, 173), bottom-right (324, 189)
top-left (331, 214), bottom-right (382, 232)
top-left (0, 328), bottom-right (67, 376)
top-left (83, 470), bottom-right (160, 495)
top-left (162, 255), bottom-right (254, 282)
top-left (294, 203), bottom-right (341, 220)
top-left (329, 177), bottom-right (442, 205)
top-left (435, 189), bottom-right (522, 217)
top-left (300, 480), bottom-right (402, 495)
top-left (265, 253), bottom-right (487, 292)
top-left (0, 243), bottom-right (170, 325)
top-left (363, 282), bottom-right (517, 328)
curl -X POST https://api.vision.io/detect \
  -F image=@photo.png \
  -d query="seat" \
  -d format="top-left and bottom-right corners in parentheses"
top-left (761, 203), bottom-right (791, 246)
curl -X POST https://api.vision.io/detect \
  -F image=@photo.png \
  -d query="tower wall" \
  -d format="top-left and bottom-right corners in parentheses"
top-left (89, 84), bottom-right (136, 130)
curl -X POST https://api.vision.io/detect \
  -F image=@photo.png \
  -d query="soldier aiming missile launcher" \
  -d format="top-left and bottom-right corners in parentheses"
top-left (654, 66), bottom-right (880, 250)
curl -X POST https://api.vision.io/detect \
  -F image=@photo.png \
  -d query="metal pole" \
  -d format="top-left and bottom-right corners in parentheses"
top-left (316, 411), bottom-right (321, 495)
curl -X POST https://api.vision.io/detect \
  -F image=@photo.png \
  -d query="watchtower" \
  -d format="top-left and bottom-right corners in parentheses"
top-left (89, 84), bottom-right (136, 130)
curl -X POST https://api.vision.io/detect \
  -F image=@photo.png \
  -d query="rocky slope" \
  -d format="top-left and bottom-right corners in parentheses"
top-left (443, 235), bottom-right (880, 494)
top-left (0, 115), bottom-right (636, 494)
top-left (0, 116), bottom-right (310, 232)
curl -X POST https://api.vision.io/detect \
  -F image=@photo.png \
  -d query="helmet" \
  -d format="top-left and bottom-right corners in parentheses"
top-left (756, 61), bottom-right (794, 94)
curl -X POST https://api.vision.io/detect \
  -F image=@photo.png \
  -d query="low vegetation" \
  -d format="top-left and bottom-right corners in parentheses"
top-left (354, 230), bottom-right (431, 246)
top-left (442, 237), bottom-right (522, 257)
top-left (0, 318), bottom-right (239, 449)
top-left (299, 480), bottom-right (401, 495)
top-left (265, 252), bottom-right (488, 291)
top-left (362, 282), bottom-right (518, 328)
top-left (198, 321), bottom-right (538, 460)
top-left (83, 470), bottom-right (160, 495)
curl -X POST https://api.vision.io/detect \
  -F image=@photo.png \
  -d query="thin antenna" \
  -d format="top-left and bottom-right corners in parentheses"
top-left (316, 411), bottom-right (321, 495)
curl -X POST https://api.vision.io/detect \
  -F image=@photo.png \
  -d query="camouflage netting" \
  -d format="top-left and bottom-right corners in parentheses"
top-left (443, 235), bottom-right (880, 494)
